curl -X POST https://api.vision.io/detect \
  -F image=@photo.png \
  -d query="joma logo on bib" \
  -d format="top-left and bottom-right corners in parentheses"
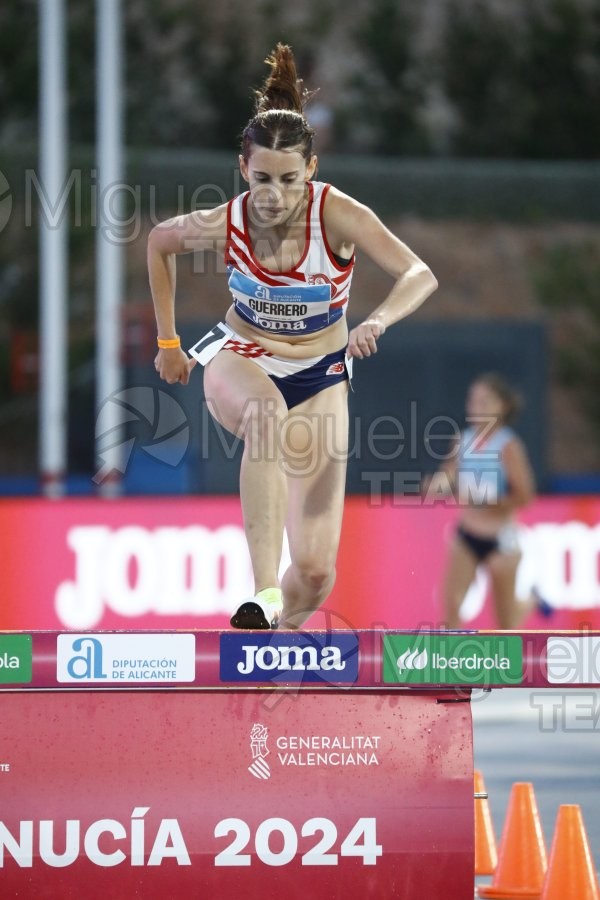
top-left (252, 316), bottom-right (308, 331)
top-left (220, 633), bottom-right (359, 684)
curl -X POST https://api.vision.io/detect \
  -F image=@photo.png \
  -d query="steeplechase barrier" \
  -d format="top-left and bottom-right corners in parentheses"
top-left (0, 629), bottom-right (597, 899)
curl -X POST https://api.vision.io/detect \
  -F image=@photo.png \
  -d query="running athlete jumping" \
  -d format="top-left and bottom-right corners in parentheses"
top-left (149, 43), bottom-right (437, 629)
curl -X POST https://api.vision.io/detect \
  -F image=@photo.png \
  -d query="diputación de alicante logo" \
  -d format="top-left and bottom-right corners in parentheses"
top-left (382, 633), bottom-right (523, 686)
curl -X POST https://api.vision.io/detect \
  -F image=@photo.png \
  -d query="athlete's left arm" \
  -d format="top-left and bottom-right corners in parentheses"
top-left (498, 437), bottom-right (536, 511)
top-left (324, 189), bottom-right (438, 359)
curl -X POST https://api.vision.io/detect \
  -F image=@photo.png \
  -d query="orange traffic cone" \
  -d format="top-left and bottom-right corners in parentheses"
top-left (478, 782), bottom-right (547, 898)
top-left (541, 805), bottom-right (600, 900)
top-left (475, 770), bottom-right (498, 876)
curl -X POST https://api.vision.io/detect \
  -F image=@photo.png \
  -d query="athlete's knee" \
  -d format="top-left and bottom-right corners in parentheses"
top-left (292, 557), bottom-right (336, 595)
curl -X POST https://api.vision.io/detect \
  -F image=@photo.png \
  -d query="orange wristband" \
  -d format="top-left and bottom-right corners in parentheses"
top-left (157, 335), bottom-right (181, 349)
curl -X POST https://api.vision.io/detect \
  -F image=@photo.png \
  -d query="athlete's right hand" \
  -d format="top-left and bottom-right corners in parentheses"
top-left (154, 348), bottom-right (197, 385)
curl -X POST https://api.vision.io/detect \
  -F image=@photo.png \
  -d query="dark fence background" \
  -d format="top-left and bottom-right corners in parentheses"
top-left (120, 319), bottom-right (547, 496)
top-left (3, 146), bottom-right (600, 222)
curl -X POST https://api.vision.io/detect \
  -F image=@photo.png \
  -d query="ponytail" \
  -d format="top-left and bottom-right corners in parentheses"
top-left (254, 43), bottom-right (313, 114)
top-left (241, 43), bottom-right (316, 160)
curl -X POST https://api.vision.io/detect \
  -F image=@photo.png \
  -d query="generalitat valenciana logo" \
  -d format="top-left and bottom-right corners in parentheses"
top-left (248, 723), bottom-right (271, 780)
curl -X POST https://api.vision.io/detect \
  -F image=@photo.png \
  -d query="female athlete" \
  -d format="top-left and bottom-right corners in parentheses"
top-left (149, 43), bottom-right (438, 629)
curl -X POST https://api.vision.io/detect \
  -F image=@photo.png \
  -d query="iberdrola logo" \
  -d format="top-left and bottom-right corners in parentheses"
top-left (383, 634), bottom-right (523, 686)
top-left (396, 647), bottom-right (428, 672)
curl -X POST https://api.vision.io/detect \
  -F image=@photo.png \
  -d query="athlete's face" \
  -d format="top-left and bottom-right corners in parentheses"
top-left (466, 382), bottom-right (506, 422)
top-left (239, 146), bottom-right (317, 225)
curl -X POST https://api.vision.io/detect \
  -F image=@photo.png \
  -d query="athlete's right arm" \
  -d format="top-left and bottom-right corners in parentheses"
top-left (148, 204), bottom-right (228, 385)
top-left (421, 435), bottom-right (460, 500)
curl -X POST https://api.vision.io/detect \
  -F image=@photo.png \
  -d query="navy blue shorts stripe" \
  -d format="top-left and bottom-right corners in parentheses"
top-left (269, 348), bottom-right (349, 409)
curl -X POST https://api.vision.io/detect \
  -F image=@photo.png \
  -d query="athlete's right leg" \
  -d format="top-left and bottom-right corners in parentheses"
top-left (442, 533), bottom-right (480, 629)
top-left (203, 350), bottom-right (288, 622)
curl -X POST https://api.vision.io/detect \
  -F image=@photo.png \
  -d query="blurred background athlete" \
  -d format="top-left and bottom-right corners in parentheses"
top-left (436, 373), bottom-right (541, 629)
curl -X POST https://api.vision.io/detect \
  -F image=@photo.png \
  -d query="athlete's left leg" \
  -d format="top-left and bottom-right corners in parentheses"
top-left (279, 380), bottom-right (349, 629)
top-left (486, 550), bottom-right (527, 629)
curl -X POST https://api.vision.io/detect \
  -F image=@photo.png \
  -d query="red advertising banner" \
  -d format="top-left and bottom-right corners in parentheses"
top-left (0, 495), bottom-right (598, 631)
top-left (3, 630), bottom-right (600, 692)
top-left (3, 624), bottom-right (600, 896)
top-left (0, 689), bottom-right (473, 899)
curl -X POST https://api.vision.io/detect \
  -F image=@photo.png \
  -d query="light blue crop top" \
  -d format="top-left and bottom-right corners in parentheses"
top-left (456, 426), bottom-right (515, 501)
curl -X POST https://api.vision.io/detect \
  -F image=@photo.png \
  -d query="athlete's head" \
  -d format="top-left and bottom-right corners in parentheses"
top-left (242, 43), bottom-right (316, 162)
top-left (467, 373), bottom-right (523, 425)
top-left (240, 44), bottom-right (317, 224)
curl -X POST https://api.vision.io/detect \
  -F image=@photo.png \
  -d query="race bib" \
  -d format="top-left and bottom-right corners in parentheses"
top-left (228, 268), bottom-right (332, 334)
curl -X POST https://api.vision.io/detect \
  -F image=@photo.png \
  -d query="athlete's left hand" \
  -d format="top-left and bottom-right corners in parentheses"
top-left (347, 319), bottom-right (386, 359)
